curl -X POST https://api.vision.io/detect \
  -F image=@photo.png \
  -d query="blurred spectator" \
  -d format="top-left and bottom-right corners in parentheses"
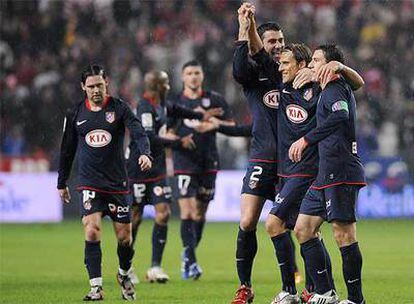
top-left (0, 0), bottom-right (413, 177)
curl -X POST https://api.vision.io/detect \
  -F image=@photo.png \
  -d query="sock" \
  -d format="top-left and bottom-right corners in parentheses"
top-left (117, 242), bottom-right (134, 274)
top-left (193, 219), bottom-right (205, 247)
top-left (84, 241), bottom-right (102, 283)
top-left (305, 263), bottom-right (315, 293)
top-left (340, 242), bottom-right (364, 303)
top-left (152, 223), bottom-right (168, 267)
top-left (236, 227), bottom-right (258, 287)
top-left (300, 238), bottom-right (333, 294)
top-left (181, 219), bottom-right (196, 265)
top-left (271, 232), bottom-right (297, 294)
top-left (287, 231), bottom-right (299, 272)
top-left (321, 238), bottom-right (336, 291)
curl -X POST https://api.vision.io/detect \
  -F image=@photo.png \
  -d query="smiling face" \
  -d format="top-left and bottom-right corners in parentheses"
top-left (308, 49), bottom-right (327, 74)
top-left (182, 65), bottom-right (204, 91)
top-left (278, 50), bottom-right (301, 83)
top-left (81, 75), bottom-right (108, 105)
top-left (262, 30), bottom-right (285, 62)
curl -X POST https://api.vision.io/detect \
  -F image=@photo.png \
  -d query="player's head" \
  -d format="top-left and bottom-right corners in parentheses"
top-left (257, 22), bottom-right (285, 62)
top-left (278, 43), bottom-right (312, 83)
top-left (181, 60), bottom-right (204, 91)
top-left (309, 43), bottom-right (344, 73)
top-left (81, 64), bottom-right (108, 105)
top-left (144, 70), bottom-right (170, 98)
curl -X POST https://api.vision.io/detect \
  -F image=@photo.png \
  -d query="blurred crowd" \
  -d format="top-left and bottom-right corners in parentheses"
top-left (1, 0), bottom-right (413, 177)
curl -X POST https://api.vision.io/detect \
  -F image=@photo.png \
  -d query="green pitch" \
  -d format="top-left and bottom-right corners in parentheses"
top-left (1, 219), bottom-right (413, 303)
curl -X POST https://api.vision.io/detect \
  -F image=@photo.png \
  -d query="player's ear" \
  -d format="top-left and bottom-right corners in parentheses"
top-left (299, 60), bottom-right (307, 69)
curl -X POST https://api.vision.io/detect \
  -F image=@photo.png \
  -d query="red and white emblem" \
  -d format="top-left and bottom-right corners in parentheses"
top-left (263, 90), bottom-right (280, 109)
top-left (286, 104), bottom-right (308, 123)
top-left (303, 88), bottom-right (313, 101)
top-left (105, 112), bottom-right (115, 123)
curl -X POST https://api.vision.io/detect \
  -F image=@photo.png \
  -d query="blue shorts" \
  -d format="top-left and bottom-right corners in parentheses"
top-left (130, 179), bottom-right (172, 206)
top-left (300, 184), bottom-right (362, 223)
top-left (79, 190), bottom-right (131, 223)
top-left (269, 176), bottom-right (314, 230)
top-left (175, 173), bottom-right (216, 202)
top-left (241, 162), bottom-right (278, 201)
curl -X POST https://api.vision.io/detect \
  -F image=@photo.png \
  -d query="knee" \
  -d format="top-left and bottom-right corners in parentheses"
top-left (294, 223), bottom-right (312, 244)
top-left (84, 222), bottom-right (101, 241)
top-left (117, 227), bottom-right (132, 246)
top-left (155, 208), bottom-right (171, 225)
top-left (240, 216), bottom-right (257, 231)
top-left (265, 216), bottom-right (286, 237)
top-left (332, 223), bottom-right (356, 247)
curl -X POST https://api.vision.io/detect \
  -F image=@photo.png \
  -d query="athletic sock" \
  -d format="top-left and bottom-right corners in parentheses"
top-left (193, 219), bottom-right (205, 247)
top-left (236, 227), bottom-right (258, 287)
top-left (85, 241), bottom-right (102, 283)
top-left (271, 232), bottom-right (297, 294)
top-left (117, 242), bottom-right (134, 273)
top-left (300, 238), bottom-right (333, 294)
top-left (152, 223), bottom-right (168, 267)
top-left (181, 219), bottom-right (196, 264)
top-left (321, 238), bottom-right (336, 291)
top-left (340, 242), bottom-right (364, 303)
top-left (287, 230), bottom-right (299, 272)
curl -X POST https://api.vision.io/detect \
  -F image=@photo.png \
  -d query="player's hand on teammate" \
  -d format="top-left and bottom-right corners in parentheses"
top-left (288, 137), bottom-right (308, 162)
top-left (181, 134), bottom-right (196, 150)
top-left (161, 132), bottom-right (180, 141)
top-left (58, 187), bottom-right (71, 203)
top-left (293, 68), bottom-right (316, 89)
top-left (138, 155), bottom-right (152, 171)
top-left (317, 61), bottom-right (343, 88)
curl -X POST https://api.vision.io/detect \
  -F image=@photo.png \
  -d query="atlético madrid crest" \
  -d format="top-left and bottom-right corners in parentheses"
top-left (201, 98), bottom-right (211, 108)
top-left (105, 112), bottom-right (115, 123)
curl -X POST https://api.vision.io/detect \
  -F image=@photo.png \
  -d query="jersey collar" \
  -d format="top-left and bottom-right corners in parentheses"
top-left (85, 95), bottom-right (110, 111)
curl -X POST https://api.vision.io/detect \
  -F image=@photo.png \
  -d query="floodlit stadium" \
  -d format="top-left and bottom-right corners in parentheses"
top-left (1, 1), bottom-right (413, 304)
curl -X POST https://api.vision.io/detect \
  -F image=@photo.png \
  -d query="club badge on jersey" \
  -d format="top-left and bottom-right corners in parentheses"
top-left (201, 97), bottom-right (211, 108)
top-left (303, 88), bottom-right (313, 101)
top-left (105, 111), bottom-right (115, 123)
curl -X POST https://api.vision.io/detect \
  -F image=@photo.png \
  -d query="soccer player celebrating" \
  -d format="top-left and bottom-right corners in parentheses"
top-left (57, 65), bottom-right (152, 301)
top-left (256, 42), bottom-right (363, 304)
top-left (126, 70), bottom-right (212, 284)
top-left (169, 60), bottom-right (233, 280)
top-left (231, 4), bottom-right (285, 302)
top-left (290, 45), bottom-right (367, 304)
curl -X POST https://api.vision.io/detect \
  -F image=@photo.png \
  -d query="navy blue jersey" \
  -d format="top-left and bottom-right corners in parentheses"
top-left (233, 41), bottom-right (281, 163)
top-left (304, 78), bottom-right (366, 189)
top-left (127, 96), bottom-right (203, 181)
top-left (278, 83), bottom-right (320, 177)
top-left (57, 96), bottom-right (150, 193)
top-left (169, 90), bottom-right (232, 174)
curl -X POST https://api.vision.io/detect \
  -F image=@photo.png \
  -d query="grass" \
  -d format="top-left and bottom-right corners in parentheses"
top-left (1, 219), bottom-right (413, 303)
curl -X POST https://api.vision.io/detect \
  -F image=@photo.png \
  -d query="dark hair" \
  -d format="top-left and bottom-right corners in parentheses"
top-left (315, 44), bottom-right (345, 64)
top-left (182, 60), bottom-right (202, 71)
top-left (281, 43), bottom-right (312, 65)
top-left (257, 22), bottom-right (282, 39)
top-left (81, 64), bottom-right (107, 84)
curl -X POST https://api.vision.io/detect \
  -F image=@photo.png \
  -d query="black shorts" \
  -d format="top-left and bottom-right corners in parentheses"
top-left (269, 176), bottom-right (314, 230)
top-left (175, 173), bottom-right (216, 202)
top-left (300, 184), bottom-right (362, 223)
top-left (241, 161), bottom-right (278, 201)
top-left (130, 179), bottom-right (172, 206)
top-left (79, 190), bottom-right (131, 223)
